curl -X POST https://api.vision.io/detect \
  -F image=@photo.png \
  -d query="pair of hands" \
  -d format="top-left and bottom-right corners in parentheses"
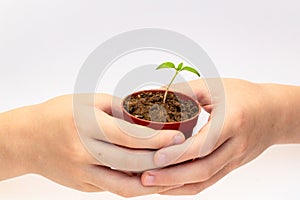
top-left (1, 78), bottom-right (296, 197)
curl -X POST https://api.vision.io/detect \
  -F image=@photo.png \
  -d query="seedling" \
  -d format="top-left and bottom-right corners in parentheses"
top-left (156, 62), bottom-right (200, 103)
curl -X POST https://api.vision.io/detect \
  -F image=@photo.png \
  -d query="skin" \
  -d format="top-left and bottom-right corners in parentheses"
top-left (141, 78), bottom-right (300, 195)
top-left (1, 78), bottom-right (299, 197)
top-left (0, 93), bottom-right (185, 197)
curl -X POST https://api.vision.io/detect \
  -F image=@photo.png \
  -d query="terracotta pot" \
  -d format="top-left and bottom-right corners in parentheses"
top-left (122, 89), bottom-right (201, 138)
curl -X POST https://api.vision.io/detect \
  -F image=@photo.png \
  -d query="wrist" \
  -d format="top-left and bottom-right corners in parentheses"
top-left (262, 83), bottom-right (300, 145)
top-left (0, 105), bottom-right (39, 179)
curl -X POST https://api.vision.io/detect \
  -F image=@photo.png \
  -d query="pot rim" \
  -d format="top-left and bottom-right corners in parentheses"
top-left (122, 89), bottom-right (201, 125)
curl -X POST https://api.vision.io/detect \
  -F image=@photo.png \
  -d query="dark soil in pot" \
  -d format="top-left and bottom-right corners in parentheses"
top-left (123, 91), bottom-right (199, 123)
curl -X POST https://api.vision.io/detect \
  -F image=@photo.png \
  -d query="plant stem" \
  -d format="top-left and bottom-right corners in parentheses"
top-left (163, 70), bottom-right (179, 103)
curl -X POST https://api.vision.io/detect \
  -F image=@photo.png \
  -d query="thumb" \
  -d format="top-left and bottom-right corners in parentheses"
top-left (161, 79), bottom-right (211, 110)
top-left (93, 93), bottom-right (123, 118)
top-left (152, 105), bottom-right (227, 167)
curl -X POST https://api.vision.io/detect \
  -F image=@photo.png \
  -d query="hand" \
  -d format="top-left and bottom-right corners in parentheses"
top-left (141, 78), bottom-right (300, 195)
top-left (0, 93), bottom-right (185, 197)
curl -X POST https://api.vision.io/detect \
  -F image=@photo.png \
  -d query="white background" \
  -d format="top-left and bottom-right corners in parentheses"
top-left (0, 0), bottom-right (300, 199)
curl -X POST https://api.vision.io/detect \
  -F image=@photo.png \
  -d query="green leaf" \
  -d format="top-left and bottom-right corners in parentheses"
top-left (177, 62), bottom-right (183, 70)
top-left (156, 62), bottom-right (176, 70)
top-left (180, 66), bottom-right (201, 77)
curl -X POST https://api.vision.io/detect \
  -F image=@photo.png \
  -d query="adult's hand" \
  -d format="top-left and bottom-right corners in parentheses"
top-left (141, 78), bottom-right (300, 195)
top-left (0, 93), bottom-right (185, 197)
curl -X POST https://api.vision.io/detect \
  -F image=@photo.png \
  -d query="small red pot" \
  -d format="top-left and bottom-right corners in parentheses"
top-left (122, 90), bottom-right (201, 138)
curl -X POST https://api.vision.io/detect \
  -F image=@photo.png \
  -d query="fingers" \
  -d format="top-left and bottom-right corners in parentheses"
top-left (75, 93), bottom-right (186, 149)
top-left (93, 110), bottom-right (185, 149)
top-left (148, 117), bottom-right (228, 168)
top-left (73, 93), bottom-right (123, 118)
top-left (93, 93), bottom-right (123, 118)
top-left (83, 137), bottom-right (158, 172)
top-left (162, 79), bottom-right (212, 109)
top-left (141, 138), bottom-right (235, 186)
top-left (158, 162), bottom-right (237, 196)
top-left (86, 165), bottom-right (183, 198)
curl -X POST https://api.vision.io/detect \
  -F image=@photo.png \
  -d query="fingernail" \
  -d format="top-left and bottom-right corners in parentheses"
top-left (144, 175), bottom-right (155, 185)
top-left (156, 153), bottom-right (167, 166)
top-left (172, 134), bottom-right (184, 145)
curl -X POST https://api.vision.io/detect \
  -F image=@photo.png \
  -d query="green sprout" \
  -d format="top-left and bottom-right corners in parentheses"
top-left (156, 62), bottom-right (200, 103)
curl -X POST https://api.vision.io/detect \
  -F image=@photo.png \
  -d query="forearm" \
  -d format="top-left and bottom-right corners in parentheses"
top-left (0, 106), bottom-right (36, 180)
top-left (265, 83), bottom-right (300, 144)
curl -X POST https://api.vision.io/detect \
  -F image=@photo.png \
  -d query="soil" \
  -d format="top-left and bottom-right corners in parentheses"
top-left (123, 91), bottom-right (199, 123)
